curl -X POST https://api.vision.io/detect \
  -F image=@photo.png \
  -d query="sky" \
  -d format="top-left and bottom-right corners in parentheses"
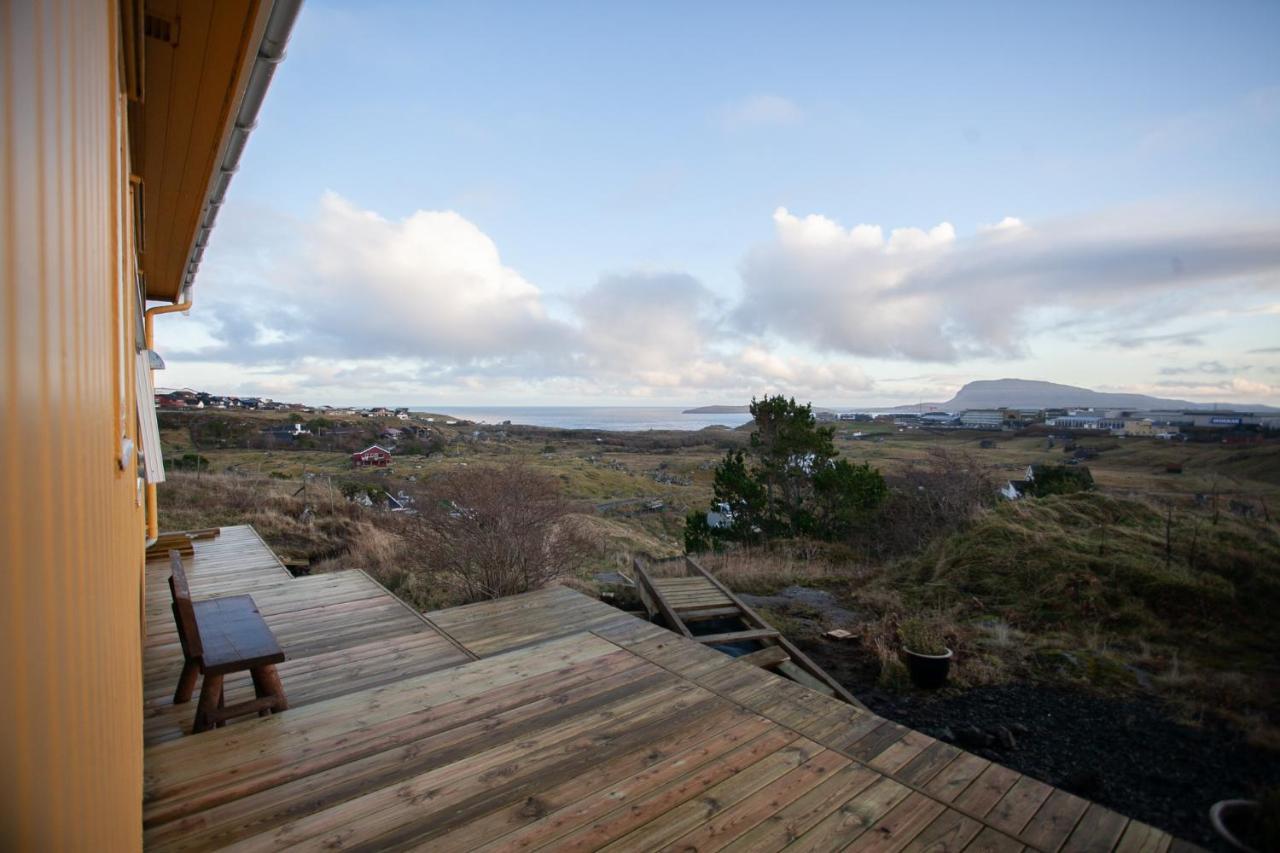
top-left (160, 0), bottom-right (1280, 408)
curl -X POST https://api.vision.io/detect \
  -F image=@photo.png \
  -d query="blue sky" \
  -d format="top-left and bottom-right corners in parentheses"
top-left (165, 1), bottom-right (1280, 407)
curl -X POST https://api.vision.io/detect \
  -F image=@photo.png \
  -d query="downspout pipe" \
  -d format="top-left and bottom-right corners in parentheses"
top-left (143, 300), bottom-right (191, 542)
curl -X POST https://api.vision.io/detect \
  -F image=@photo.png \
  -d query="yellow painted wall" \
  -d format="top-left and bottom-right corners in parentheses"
top-left (1, 0), bottom-right (146, 847)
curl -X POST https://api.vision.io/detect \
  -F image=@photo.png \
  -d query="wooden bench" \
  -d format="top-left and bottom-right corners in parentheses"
top-left (168, 551), bottom-right (288, 733)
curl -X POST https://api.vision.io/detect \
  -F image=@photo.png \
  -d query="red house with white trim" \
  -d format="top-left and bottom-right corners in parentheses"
top-left (351, 445), bottom-right (392, 468)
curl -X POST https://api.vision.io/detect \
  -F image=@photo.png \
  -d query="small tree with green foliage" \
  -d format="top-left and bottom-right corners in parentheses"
top-left (685, 395), bottom-right (886, 551)
top-left (1028, 464), bottom-right (1095, 498)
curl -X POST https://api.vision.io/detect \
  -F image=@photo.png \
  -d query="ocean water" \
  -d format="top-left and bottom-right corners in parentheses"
top-left (413, 406), bottom-right (753, 432)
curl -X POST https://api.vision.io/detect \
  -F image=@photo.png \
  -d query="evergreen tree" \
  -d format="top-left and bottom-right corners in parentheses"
top-left (685, 395), bottom-right (886, 551)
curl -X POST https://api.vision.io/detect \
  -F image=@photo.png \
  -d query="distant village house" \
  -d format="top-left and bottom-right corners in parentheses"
top-left (351, 445), bottom-right (392, 468)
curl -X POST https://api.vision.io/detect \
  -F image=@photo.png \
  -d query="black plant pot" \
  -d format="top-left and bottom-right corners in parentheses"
top-left (902, 647), bottom-right (953, 689)
top-left (1210, 800), bottom-right (1260, 853)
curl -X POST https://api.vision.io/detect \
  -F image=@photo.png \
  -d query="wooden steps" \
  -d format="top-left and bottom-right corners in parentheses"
top-left (694, 627), bottom-right (781, 645)
top-left (632, 555), bottom-right (865, 708)
top-left (739, 645), bottom-right (790, 669)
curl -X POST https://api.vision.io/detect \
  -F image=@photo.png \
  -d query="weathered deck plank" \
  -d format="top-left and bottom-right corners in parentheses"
top-left (142, 529), bottom-right (469, 745)
top-left (140, 526), bottom-right (1197, 852)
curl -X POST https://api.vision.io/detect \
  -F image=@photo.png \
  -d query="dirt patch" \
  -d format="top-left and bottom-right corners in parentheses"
top-left (800, 638), bottom-right (1280, 851)
top-left (739, 585), bottom-right (864, 631)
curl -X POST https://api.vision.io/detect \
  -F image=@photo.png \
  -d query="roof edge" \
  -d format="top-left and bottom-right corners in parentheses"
top-left (170, 0), bottom-right (304, 304)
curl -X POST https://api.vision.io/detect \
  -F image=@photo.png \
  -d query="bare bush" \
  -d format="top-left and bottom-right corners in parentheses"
top-left (873, 447), bottom-right (997, 556)
top-left (404, 463), bottom-right (594, 602)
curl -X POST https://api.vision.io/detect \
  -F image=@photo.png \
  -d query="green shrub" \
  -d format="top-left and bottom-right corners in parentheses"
top-left (1027, 464), bottom-right (1094, 497)
top-left (169, 452), bottom-right (210, 471)
top-left (899, 617), bottom-right (947, 655)
top-left (689, 396), bottom-right (886, 551)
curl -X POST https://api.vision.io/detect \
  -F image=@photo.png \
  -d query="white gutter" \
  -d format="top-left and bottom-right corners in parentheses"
top-left (176, 0), bottom-right (304, 304)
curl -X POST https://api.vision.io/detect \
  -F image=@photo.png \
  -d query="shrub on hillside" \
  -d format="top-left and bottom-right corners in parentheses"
top-left (169, 452), bottom-right (211, 472)
top-left (1027, 464), bottom-right (1095, 497)
top-left (871, 447), bottom-right (997, 557)
top-left (686, 396), bottom-right (887, 551)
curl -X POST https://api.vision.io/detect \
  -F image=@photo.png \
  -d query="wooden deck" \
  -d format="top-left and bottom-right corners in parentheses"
top-left (142, 526), bottom-right (474, 745)
top-left (141, 526), bottom-right (1191, 851)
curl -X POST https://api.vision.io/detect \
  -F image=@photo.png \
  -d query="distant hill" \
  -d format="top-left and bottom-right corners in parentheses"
top-left (907, 378), bottom-right (1277, 412)
top-left (683, 403), bottom-right (835, 415)
top-left (688, 379), bottom-right (1277, 415)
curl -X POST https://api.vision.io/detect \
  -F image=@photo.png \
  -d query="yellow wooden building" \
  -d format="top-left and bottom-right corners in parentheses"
top-left (1, 1), bottom-right (300, 846)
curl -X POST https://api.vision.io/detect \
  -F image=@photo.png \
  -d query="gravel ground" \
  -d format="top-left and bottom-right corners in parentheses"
top-left (800, 638), bottom-right (1280, 851)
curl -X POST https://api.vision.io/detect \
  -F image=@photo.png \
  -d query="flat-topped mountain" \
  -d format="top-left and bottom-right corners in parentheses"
top-left (939, 378), bottom-right (1276, 412)
top-left (690, 379), bottom-right (1277, 414)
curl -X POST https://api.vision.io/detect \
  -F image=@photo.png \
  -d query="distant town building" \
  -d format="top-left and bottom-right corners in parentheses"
top-left (1046, 414), bottom-right (1100, 429)
top-left (1184, 411), bottom-right (1280, 430)
top-left (1118, 419), bottom-right (1156, 437)
top-left (958, 410), bottom-right (1007, 430)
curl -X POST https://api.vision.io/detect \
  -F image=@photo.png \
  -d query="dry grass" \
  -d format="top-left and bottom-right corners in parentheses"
top-left (160, 435), bottom-right (1280, 740)
top-left (157, 467), bottom-right (658, 612)
top-left (693, 546), bottom-right (866, 594)
top-left (158, 470), bottom-right (457, 610)
top-left (675, 490), bottom-right (1280, 741)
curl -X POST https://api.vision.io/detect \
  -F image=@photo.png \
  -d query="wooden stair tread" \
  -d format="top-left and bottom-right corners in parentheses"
top-left (695, 628), bottom-right (780, 645)
top-left (739, 646), bottom-right (790, 669)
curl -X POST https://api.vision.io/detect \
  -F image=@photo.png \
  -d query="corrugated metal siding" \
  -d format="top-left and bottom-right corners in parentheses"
top-left (1, 1), bottom-right (146, 848)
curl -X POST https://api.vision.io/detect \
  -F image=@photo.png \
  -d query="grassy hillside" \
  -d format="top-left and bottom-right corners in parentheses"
top-left (891, 494), bottom-right (1280, 663)
top-left (157, 410), bottom-right (1280, 735)
top-left (695, 489), bottom-right (1280, 742)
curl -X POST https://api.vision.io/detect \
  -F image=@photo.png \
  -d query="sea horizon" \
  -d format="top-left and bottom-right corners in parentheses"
top-left (410, 405), bottom-right (755, 432)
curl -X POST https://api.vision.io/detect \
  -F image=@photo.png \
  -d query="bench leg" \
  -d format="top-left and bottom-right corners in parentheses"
top-left (173, 659), bottom-right (200, 704)
top-left (250, 664), bottom-right (288, 713)
top-left (192, 673), bottom-right (224, 734)
top-left (250, 669), bottom-right (269, 717)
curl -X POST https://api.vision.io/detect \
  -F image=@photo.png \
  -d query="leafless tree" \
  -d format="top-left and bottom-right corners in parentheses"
top-left (404, 463), bottom-right (594, 602)
top-left (903, 447), bottom-right (997, 518)
top-left (873, 447), bottom-right (998, 555)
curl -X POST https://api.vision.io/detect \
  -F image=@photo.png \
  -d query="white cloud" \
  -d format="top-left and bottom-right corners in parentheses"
top-left (569, 271), bottom-right (872, 397)
top-left (1139, 84), bottom-right (1280, 155)
top-left (166, 195), bottom-right (1280, 407)
top-left (736, 207), bottom-right (1280, 363)
top-left (170, 196), bottom-right (875, 404)
top-left (303, 192), bottom-right (566, 359)
top-left (1230, 377), bottom-right (1274, 397)
top-left (575, 272), bottom-right (717, 380)
top-left (181, 192), bottom-right (571, 369)
top-left (1142, 376), bottom-right (1277, 401)
top-left (719, 94), bottom-right (803, 129)
top-left (978, 216), bottom-right (1028, 238)
top-left (735, 208), bottom-right (965, 361)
